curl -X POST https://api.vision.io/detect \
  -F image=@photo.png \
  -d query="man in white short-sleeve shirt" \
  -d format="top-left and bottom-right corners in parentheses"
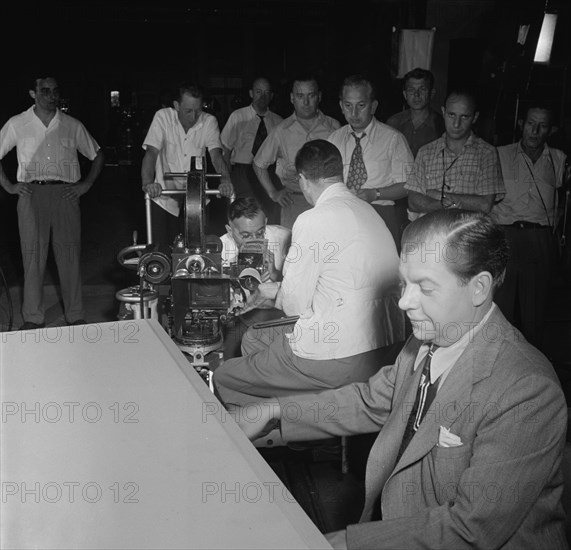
top-left (141, 82), bottom-right (234, 248)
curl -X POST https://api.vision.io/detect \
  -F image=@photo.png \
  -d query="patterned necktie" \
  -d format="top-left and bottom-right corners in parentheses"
top-left (346, 132), bottom-right (367, 190)
top-left (251, 114), bottom-right (267, 156)
top-left (396, 344), bottom-right (438, 462)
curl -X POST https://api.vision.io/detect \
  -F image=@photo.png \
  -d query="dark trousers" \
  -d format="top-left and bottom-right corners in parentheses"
top-left (372, 198), bottom-right (409, 254)
top-left (495, 225), bottom-right (556, 348)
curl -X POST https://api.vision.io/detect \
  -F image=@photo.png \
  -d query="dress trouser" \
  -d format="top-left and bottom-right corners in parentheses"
top-left (212, 324), bottom-right (403, 407)
top-left (371, 199), bottom-right (408, 254)
top-left (17, 185), bottom-right (83, 324)
top-left (494, 225), bottom-right (556, 348)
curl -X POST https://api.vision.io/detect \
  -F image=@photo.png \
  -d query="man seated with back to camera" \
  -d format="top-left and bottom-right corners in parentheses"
top-left (225, 209), bottom-right (568, 550)
top-left (220, 196), bottom-right (291, 283)
top-left (212, 139), bottom-right (401, 407)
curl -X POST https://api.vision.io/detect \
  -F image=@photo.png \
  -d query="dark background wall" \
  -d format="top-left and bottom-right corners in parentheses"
top-left (2, 0), bottom-right (570, 166)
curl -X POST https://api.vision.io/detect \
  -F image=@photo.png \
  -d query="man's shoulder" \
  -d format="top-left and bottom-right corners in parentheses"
top-left (417, 136), bottom-right (443, 158)
top-left (327, 124), bottom-right (350, 142)
top-left (266, 224), bottom-right (292, 240)
top-left (371, 118), bottom-right (406, 138)
top-left (385, 110), bottom-right (409, 127)
top-left (319, 113), bottom-right (341, 130)
top-left (3, 107), bottom-right (34, 128)
top-left (469, 134), bottom-right (497, 153)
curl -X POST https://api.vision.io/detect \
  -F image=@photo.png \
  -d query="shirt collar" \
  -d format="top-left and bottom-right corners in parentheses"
top-left (314, 181), bottom-right (347, 206)
top-left (516, 140), bottom-right (550, 160)
top-left (414, 303), bottom-right (497, 385)
top-left (348, 117), bottom-right (375, 139)
top-left (441, 132), bottom-right (476, 154)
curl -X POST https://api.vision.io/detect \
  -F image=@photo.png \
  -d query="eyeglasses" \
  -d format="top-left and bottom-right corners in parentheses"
top-left (236, 227), bottom-right (266, 240)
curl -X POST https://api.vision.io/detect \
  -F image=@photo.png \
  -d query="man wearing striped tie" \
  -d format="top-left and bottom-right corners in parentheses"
top-left (228, 209), bottom-right (568, 550)
top-left (328, 75), bottom-right (414, 251)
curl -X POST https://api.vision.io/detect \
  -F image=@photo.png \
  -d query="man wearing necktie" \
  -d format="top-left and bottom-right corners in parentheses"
top-left (228, 209), bottom-right (568, 550)
top-left (221, 77), bottom-right (283, 223)
top-left (328, 75), bottom-right (414, 252)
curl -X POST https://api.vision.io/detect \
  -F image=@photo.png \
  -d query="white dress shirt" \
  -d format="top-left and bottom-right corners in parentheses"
top-left (220, 105), bottom-right (283, 165)
top-left (276, 182), bottom-right (399, 359)
top-left (327, 118), bottom-right (413, 205)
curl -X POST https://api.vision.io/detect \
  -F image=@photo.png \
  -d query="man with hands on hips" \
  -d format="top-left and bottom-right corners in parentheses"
top-left (226, 209), bottom-right (568, 550)
top-left (0, 75), bottom-right (104, 330)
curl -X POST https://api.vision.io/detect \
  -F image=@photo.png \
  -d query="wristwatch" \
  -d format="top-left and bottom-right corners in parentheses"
top-left (441, 195), bottom-right (457, 209)
top-left (375, 188), bottom-right (382, 201)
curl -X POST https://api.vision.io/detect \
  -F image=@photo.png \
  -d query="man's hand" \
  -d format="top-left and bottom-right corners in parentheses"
top-left (240, 281), bottom-right (280, 314)
top-left (261, 249), bottom-right (281, 282)
top-left (62, 181), bottom-right (91, 201)
top-left (356, 188), bottom-right (376, 203)
top-left (10, 182), bottom-right (32, 196)
top-left (270, 188), bottom-right (293, 207)
top-left (225, 399), bottom-right (281, 441)
top-left (143, 182), bottom-right (163, 198)
top-left (218, 180), bottom-right (235, 198)
top-left (325, 529), bottom-right (348, 549)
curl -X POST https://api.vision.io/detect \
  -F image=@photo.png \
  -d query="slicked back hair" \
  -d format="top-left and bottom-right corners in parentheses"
top-left (401, 210), bottom-right (508, 292)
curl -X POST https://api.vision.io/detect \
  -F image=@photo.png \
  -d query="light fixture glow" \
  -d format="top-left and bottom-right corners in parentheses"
top-left (534, 13), bottom-right (558, 63)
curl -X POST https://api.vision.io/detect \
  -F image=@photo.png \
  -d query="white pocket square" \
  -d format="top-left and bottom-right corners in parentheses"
top-left (438, 426), bottom-right (463, 447)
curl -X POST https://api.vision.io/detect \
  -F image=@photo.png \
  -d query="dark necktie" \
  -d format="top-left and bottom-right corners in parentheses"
top-left (346, 132), bottom-right (367, 190)
top-left (396, 344), bottom-right (438, 463)
top-left (251, 114), bottom-right (267, 156)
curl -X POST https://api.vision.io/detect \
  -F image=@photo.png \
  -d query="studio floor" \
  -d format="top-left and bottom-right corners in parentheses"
top-left (1, 162), bottom-right (571, 535)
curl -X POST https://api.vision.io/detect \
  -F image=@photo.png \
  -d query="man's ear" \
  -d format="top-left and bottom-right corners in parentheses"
top-left (173, 100), bottom-right (180, 113)
top-left (317, 91), bottom-right (322, 104)
top-left (249, 89), bottom-right (254, 100)
top-left (550, 125), bottom-right (559, 136)
top-left (371, 99), bottom-right (379, 115)
top-left (471, 271), bottom-right (493, 306)
top-left (473, 111), bottom-right (480, 124)
top-left (29, 90), bottom-right (36, 100)
top-left (225, 224), bottom-right (232, 234)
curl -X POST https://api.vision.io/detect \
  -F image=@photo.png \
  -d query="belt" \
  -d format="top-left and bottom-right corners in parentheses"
top-left (507, 221), bottom-right (547, 229)
top-left (285, 190), bottom-right (304, 196)
top-left (28, 180), bottom-right (69, 185)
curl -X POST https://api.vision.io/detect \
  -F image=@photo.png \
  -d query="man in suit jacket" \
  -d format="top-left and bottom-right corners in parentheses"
top-left (227, 209), bottom-right (568, 549)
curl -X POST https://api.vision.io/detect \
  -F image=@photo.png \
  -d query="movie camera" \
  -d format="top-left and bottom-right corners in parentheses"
top-left (115, 157), bottom-right (264, 383)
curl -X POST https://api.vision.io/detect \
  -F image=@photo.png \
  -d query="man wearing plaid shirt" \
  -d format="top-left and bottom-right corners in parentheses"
top-left (406, 90), bottom-right (504, 219)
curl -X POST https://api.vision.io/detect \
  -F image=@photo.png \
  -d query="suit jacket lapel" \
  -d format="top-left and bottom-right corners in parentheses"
top-left (390, 309), bottom-right (505, 473)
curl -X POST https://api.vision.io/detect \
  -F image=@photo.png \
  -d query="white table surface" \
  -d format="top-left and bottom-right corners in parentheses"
top-left (0, 320), bottom-right (331, 549)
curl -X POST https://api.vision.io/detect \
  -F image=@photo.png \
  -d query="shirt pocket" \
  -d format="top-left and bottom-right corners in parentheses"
top-left (59, 138), bottom-right (75, 158)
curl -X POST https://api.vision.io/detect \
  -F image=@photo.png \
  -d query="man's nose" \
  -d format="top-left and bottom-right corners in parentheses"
top-left (452, 116), bottom-right (461, 128)
top-left (398, 285), bottom-right (416, 311)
